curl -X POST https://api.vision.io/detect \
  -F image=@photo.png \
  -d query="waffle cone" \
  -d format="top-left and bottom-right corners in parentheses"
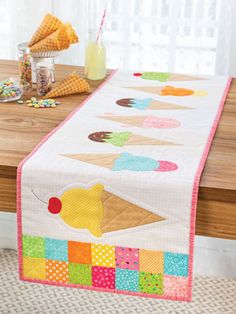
top-left (62, 153), bottom-right (120, 169)
top-left (30, 25), bottom-right (70, 52)
top-left (169, 73), bottom-right (206, 81)
top-left (101, 190), bottom-right (165, 233)
top-left (65, 23), bottom-right (79, 44)
top-left (149, 100), bottom-right (191, 110)
top-left (43, 73), bottom-right (90, 98)
top-left (126, 134), bottom-right (177, 146)
top-left (29, 14), bottom-right (63, 47)
top-left (97, 115), bottom-right (145, 127)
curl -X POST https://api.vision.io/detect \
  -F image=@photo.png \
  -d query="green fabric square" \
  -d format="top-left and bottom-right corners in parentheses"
top-left (23, 235), bottom-right (45, 258)
top-left (69, 263), bottom-right (92, 286)
top-left (139, 272), bottom-right (163, 295)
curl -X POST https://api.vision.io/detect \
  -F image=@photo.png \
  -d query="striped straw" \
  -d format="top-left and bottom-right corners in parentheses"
top-left (96, 9), bottom-right (107, 42)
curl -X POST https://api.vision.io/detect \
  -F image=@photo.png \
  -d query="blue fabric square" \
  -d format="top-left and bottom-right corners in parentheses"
top-left (45, 238), bottom-right (68, 261)
top-left (164, 252), bottom-right (188, 277)
top-left (115, 268), bottom-right (139, 292)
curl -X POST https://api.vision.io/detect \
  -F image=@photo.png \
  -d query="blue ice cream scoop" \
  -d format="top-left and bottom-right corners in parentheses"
top-left (130, 98), bottom-right (153, 110)
top-left (112, 152), bottom-right (159, 172)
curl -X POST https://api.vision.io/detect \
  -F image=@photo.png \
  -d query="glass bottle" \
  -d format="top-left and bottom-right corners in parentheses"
top-left (85, 29), bottom-right (106, 80)
top-left (18, 42), bottom-right (32, 88)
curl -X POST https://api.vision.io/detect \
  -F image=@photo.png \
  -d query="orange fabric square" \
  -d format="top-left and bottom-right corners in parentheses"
top-left (139, 249), bottom-right (164, 274)
top-left (46, 260), bottom-right (68, 283)
top-left (68, 241), bottom-right (91, 264)
top-left (23, 257), bottom-right (46, 280)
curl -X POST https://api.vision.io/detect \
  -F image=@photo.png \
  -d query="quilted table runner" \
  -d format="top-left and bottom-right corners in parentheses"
top-left (17, 70), bottom-right (231, 301)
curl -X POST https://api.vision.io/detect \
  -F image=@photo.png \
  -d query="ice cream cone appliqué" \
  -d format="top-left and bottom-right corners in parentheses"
top-left (116, 98), bottom-right (191, 110)
top-left (97, 115), bottom-right (181, 129)
top-left (133, 72), bottom-right (207, 82)
top-left (88, 131), bottom-right (179, 147)
top-left (62, 153), bottom-right (178, 172)
top-left (126, 86), bottom-right (207, 97)
top-left (47, 184), bottom-right (165, 237)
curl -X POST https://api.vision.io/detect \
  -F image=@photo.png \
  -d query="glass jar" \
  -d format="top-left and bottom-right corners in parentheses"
top-left (36, 63), bottom-right (54, 96)
top-left (85, 30), bottom-right (106, 80)
top-left (18, 42), bottom-right (32, 88)
top-left (32, 57), bottom-right (55, 84)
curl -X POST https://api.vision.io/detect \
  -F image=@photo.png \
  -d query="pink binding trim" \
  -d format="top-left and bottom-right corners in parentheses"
top-left (187, 76), bottom-right (232, 301)
top-left (17, 73), bottom-right (232, 302)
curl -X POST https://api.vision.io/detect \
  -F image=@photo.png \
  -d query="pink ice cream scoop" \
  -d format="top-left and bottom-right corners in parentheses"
top-left (155, 161), bottom-right (178, 172)
top-left (142, 116), bottom-right (180, 128)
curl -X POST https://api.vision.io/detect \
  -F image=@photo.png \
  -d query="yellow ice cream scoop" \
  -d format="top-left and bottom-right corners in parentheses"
top-left (48, 184), bottom-right (104, 237)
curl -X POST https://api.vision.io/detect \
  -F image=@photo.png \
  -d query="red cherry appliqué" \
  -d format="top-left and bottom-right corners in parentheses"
top-left (133, 73), bottom-right (142, 76)
top-left (48, 197), bottom-right (62, 214)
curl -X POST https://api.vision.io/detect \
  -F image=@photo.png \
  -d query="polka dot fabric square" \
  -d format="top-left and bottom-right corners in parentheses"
top-left (115, 268), bottom-right (139, 292)
top-left (92, 266), bottom-right (115, 289)
top-left (46, 260), bottom-right (68, 283)
top-left (68, 263), bottom-right (92, 286)
top-left (164, 275), bottom-right (188, 299)
top-left (91, 244), bottom-right (115, 267)
top-left (139, 272), bottom-right (163, 295)
top-left (115, 246), bottom-right (139, 270)
top-left (139, 249), bottom-right (164, 274)
top-left (23, 257), bottom-right (46, 280)
top-left (45, 238), bottom-right (68, 262)
top-left (68, 241), bottom-right (91, 264)
top-left (23, 235), bottom-right (45, 258)
top-left (164, 252), bottom-right (189, 277)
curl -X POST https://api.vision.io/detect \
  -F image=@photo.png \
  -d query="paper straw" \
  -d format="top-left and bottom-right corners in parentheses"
top-left (96, 9), bottom-right (107, 42)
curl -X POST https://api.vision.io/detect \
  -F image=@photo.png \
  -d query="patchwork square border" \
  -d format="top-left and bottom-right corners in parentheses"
top-left (21, 234), bottom-right (189, 300)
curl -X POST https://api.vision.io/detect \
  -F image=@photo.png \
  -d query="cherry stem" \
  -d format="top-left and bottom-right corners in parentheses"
top-left (31, 189), bottom-right (47, 204)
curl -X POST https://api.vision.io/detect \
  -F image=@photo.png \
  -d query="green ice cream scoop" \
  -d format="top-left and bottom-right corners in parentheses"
top-left (105, 132), bottom-right (132, 147)
top-left (134, 72), bottom-right (171, 82)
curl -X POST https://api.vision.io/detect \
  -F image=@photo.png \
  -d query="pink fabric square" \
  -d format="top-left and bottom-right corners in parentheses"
top-left (115, 246), bottom-right (139, 270)
top-left (92, 266), bottom-right (115, 289)
top-left (164, 275), bottom-right (188, 298)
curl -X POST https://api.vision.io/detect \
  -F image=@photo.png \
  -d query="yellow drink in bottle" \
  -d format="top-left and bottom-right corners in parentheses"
top-left (85, 41), bottom-right (106, 80)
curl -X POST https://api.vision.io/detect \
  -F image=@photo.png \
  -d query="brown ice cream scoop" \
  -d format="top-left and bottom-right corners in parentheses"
top-left (88, 131), bottom-right (112, 143)
top-left (116, 98), bottom-right (135, 107)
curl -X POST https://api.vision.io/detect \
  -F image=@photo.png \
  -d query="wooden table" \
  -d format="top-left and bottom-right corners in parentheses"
top-left (0, 60), bottom-right (235, 240)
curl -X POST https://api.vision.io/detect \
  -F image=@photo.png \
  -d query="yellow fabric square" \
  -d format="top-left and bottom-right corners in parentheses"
top-left (91, 243), bottom-right (115, 267)
top-left (140, 250), bottom-right (164, 273)
top-left (23, 257), bottom-right (46, 280)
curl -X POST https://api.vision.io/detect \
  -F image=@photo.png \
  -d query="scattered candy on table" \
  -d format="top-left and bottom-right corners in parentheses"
top-left (0, 79), bottom-right (22, 101)
top-left (26, 97), bottom-right (60, 108)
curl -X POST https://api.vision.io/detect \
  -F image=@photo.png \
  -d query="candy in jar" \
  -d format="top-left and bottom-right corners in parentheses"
top-left (18, 42), bottom-right (32, 87)
top-left (36, 64), bottom-right (54, 96)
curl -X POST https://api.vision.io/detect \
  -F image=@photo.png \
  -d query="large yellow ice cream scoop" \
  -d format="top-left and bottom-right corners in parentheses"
top-left (48, 184), bottom-right (104, 237)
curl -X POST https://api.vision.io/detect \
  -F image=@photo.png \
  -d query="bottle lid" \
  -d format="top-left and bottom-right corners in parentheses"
top-left (36, 62), bottom-right (54, 70)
